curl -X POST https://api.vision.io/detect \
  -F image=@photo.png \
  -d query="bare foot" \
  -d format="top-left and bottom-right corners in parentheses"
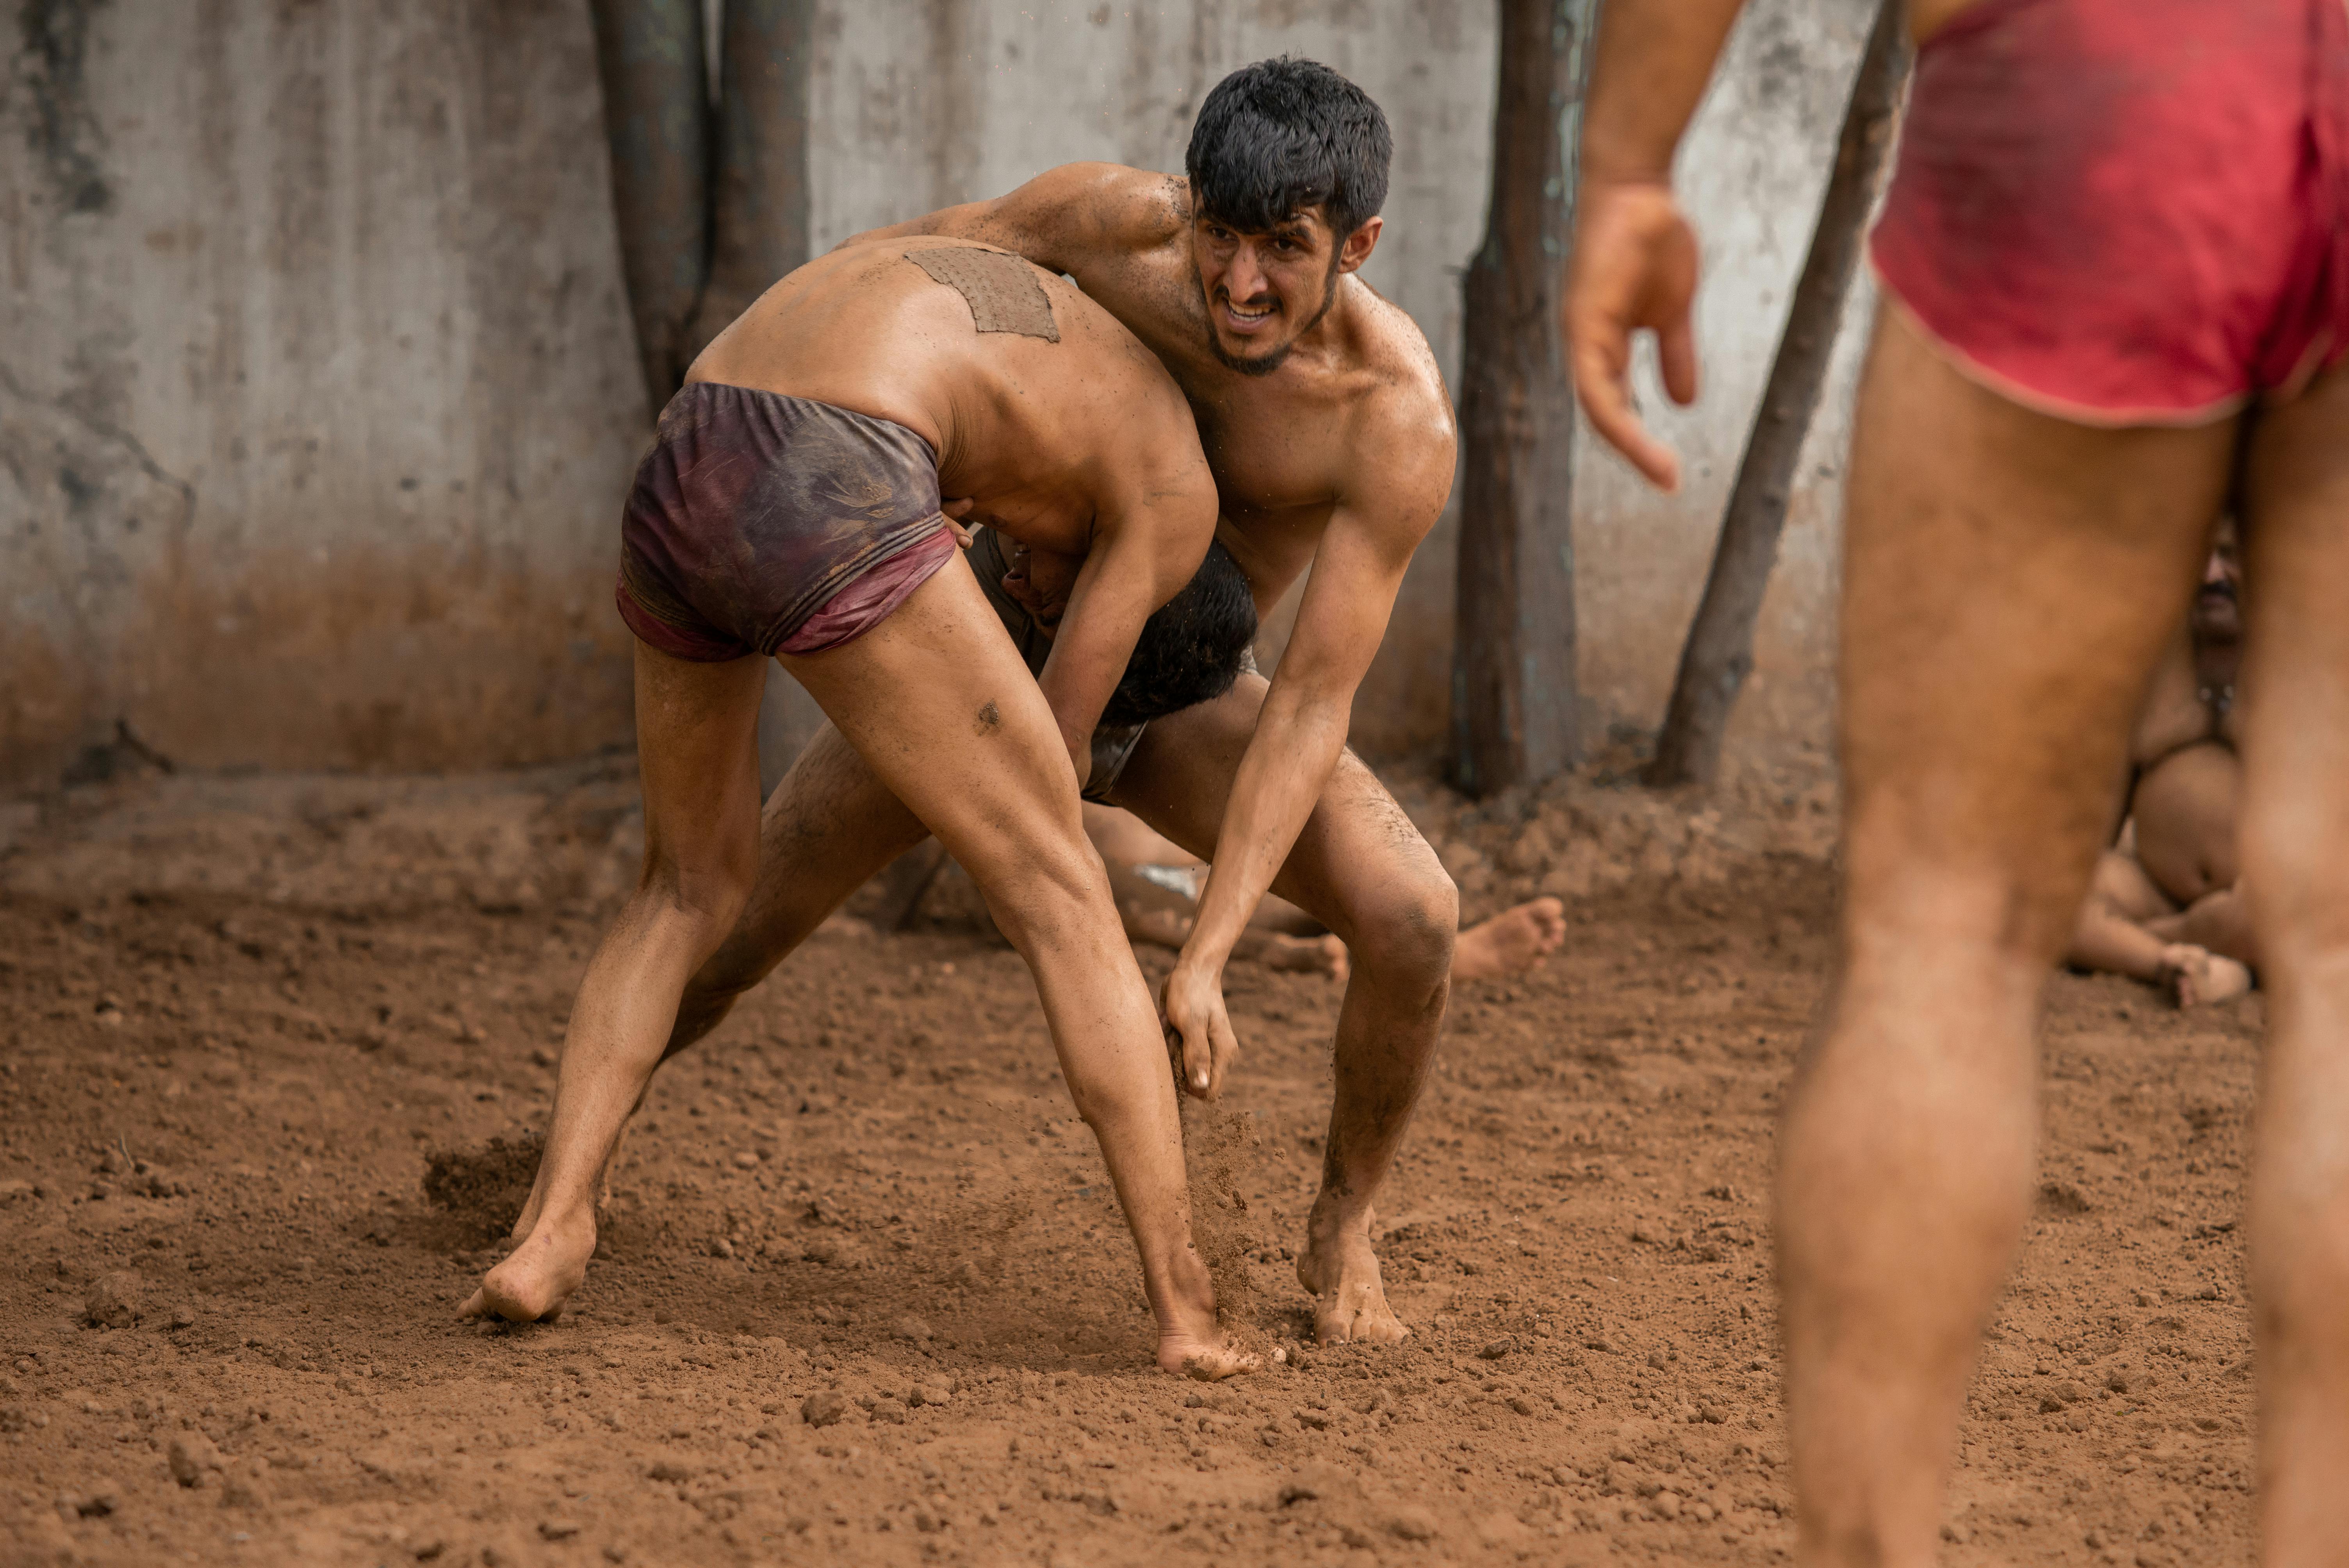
top-left (1152, 1256), bottom-right (1260, 1379)
top-left (1162, 1331), bottom-right (1260, 1381)
top-left (1296, 1197), bottom-right (1409, 1345)
top-left (1258, 932), bottom-right (1350, 981)
top-left (460, 1212), bottom-right (594, 1323)
top-left (1452, 897), bottom-right (1567, 983)
top-left (2161, 943), bottom-right (2252, 1008)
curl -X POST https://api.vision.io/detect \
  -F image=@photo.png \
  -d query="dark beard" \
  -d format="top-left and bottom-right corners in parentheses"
top-left (1199, 251), bottom-right (1343, 377)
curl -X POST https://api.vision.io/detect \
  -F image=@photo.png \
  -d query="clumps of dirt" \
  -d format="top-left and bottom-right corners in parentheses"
top-left (422, 1128), bottom-right (543, 1242)
top-left (1178, 1095), bottom-right (1265, 1336)
top-left (1384, 751), bottom-right (1839, 920)
top-left (82, 1270), bottom-right (144, 1329)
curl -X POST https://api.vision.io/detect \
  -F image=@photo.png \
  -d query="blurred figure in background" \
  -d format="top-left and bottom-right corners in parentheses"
top-left (2066, 525), bottom-right (2254, 1007)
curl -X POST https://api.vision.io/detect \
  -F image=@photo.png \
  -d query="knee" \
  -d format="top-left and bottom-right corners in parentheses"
top-left (634, 851), bottom-right (755, 955)
top-left (1341, 861), bottom-right (1459, 989)
top-left (969, 833), bottom-right (1109, 953)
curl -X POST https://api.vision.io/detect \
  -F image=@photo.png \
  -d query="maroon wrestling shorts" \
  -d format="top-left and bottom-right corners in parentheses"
top-left (1870, 0), bottom-right (2349, 423)
top-left (615, 382), bottom-right (957, 660)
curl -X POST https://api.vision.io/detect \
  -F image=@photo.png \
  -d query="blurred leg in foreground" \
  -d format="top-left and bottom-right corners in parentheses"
top-left (1778, 308), bottom-right (2232, 1561)
top-left (1563, 0), bottom-right (2349, 1557)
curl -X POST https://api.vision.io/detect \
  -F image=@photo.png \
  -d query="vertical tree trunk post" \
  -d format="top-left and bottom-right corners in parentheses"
top-left (586, 0), bottom-right (711, 417)
top-left (690, 0), bottom-right (829, 791)
top-left (1643, 0), bottom-right (1908, 789)
top-left (1451, 0), bottom-right (1595, 800)
top-left (691, 0), bottom-right (816, 350)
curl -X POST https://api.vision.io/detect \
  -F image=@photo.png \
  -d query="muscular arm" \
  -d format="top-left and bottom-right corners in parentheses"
top-left (838, 162), bottom-right (1183, 281)
top-left (1164, 397), bottom-right (1454, 1093)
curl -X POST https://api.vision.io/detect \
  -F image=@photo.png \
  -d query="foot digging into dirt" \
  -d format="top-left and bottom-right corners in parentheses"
top-left (1452, 897), bottom-right (1567, 983)
top-left (1165, 1334), bottom-right (1260, 1381)
top-left (459, 1212), bottom-right (595, 1324)
top-left (1296, 1198), bottom-right (1409, 1345)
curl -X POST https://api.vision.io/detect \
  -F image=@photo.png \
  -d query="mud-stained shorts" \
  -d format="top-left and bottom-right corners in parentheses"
top-left (963, 526), bottom-right (1160, 804)
top-left (616, 382), bottom-right (957, 661)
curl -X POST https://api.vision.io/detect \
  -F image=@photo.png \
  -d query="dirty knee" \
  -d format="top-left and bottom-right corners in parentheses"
top-left (1345, 874), bottom-right (1458, 984)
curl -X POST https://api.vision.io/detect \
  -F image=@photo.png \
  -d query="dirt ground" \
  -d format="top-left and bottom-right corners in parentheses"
top-left (0, 754), bottom-right (2258, 1566)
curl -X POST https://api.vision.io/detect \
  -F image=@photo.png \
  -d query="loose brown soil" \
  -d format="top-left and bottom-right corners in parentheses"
top-left (0, 759), bottom-right (2256, 1566)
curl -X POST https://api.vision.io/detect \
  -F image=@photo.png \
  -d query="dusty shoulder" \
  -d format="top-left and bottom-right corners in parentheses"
top-left (1337, 283), bottom-right (1458, 518)
top-left (1115, 169), bottom-right (1192, 242)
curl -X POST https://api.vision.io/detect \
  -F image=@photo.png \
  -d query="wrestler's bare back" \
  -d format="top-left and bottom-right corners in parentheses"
top-left (688, 238), bottom-right (1205, 566)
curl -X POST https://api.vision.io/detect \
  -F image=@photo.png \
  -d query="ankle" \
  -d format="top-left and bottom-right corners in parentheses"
top-left (1308, 1188), bottom-right (1376, 1235)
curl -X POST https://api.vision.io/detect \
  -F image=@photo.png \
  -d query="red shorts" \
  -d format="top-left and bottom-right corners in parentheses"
top-left (1870, 0), bottom-right (2349, 424)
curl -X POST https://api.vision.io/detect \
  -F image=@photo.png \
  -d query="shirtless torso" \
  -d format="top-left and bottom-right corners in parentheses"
top-left (692, 238), bottom-right (1218, 772)
top-left (867, 166), bottom-right (1454, 630)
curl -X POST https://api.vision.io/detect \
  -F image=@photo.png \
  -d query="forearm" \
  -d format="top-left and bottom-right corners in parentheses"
top-left (1182, 693), bottom-right (1351, 973)
top-left (1580, 0), bottom-right (1749, 184)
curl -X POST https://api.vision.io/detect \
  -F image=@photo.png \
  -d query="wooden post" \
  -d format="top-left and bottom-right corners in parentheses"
top-left (691, 0), bottom-right (816, 351)
top-left (1643, 0), bottom-right (1908, 788)
top-left (586, 0), bottom-right (711, 417)
top-left (1451, 0), bottom-right (1595, 800)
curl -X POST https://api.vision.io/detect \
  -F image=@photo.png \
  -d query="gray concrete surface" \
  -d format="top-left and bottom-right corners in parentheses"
top-left (3, 0), bottom-right (1871, 792)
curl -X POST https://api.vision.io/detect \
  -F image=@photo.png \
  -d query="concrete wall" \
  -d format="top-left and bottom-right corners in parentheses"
top-left (1, 0), bottom-right (647, 789)
top-left (2, 0), bottom-right (1873, 792)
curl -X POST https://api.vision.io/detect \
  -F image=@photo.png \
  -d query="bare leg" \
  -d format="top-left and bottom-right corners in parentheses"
top-left (1099, 852), bottom-right (1349, 978)
top-left (503, 721), bottom-right (928, 1244)
top-left (2147, 881), bottom-right (2259, 971)
top-left (2065, 848), bottom-right (2181, 982)
top-left (1451, 898), bottom-right (1568, 982)
top-left (465, 642), bottom-right (768, 1322)
top-left (1111, 679), bottom-right (1458, 1345)
top-left (2234, 362), bottom-right (2349, 1564)
top-left (670, 723), bottom-right (928, 1053)
top-left (479, 567), bottom-right (1251, 1377)
top-left (2061, 849), bottom-right (2245, 1005)
top-left (1781, 305), bottom-right (2233, 1565)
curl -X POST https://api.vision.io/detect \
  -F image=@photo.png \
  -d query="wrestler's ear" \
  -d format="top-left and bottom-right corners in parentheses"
top-left (1335, 215), bottom-right (1382, 275)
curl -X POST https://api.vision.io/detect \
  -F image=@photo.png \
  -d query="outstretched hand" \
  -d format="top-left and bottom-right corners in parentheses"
top-left (1160, 960), bottom-right (1238, 1099)
top-left (1563, 179), bottom-right (1703, 492)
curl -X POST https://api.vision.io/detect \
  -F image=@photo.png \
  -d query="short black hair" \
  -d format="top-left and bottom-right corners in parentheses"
top-left (1104, 542), bottom-right (1258, 727)
top-left (1185, 57), bottom-right (1392, 241)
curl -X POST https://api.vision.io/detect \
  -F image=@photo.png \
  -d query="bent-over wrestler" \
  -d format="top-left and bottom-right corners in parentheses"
top-left (668, 60), bottom-right (1465, 1345)
top-left (1569, 0), bottom-right (2349, 1557)
top-left (2066, 529), bottom-right (2253, 1005)
top-left (467, 237), bottom-right (1261, 1378)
